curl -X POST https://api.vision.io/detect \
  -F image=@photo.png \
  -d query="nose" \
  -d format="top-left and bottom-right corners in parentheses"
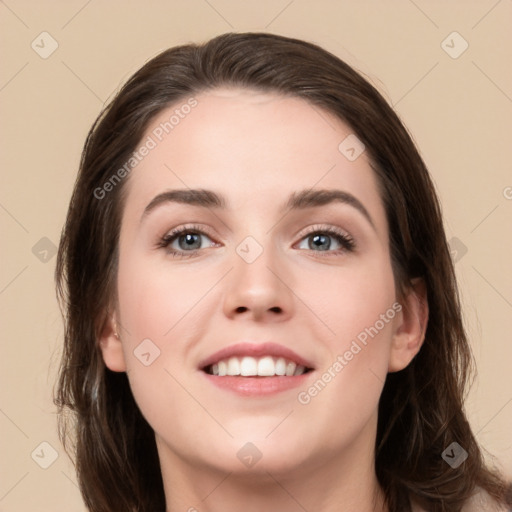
top-left (222, 241), bottom-right (295, 323)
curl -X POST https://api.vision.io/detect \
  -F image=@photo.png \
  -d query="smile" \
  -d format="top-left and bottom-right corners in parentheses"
top-left (204, 355), bottom-right (311, 377)
top-left (199, 342), bottom-right (315, 396)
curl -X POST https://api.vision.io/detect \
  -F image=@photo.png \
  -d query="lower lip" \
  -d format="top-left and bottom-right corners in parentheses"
top-left (201, 372), bottom-right (313, 396)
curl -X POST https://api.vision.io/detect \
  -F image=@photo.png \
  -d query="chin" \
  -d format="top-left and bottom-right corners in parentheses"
top-left (214, 432), bottom-right (313, 477)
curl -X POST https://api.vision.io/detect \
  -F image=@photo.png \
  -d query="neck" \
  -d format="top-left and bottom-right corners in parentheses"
top-left (158, 415), bottom-right (388, 512)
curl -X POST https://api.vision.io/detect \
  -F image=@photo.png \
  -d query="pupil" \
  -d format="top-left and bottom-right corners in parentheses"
top-left (180, 233), bottom-right (200, 250)
top-left (311, 234), bottom-right (330, 251)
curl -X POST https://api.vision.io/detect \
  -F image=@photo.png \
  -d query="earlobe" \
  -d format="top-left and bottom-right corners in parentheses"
top-left (98, 313), bottom-right (127, 372)
top-left (388, 278), bottom-right (429, 373)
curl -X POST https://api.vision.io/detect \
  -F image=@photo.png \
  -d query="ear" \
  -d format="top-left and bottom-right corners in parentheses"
top-left (98, 311), bottom-right (127, 372)
top-left (388, 277), bottom-right (429, 373)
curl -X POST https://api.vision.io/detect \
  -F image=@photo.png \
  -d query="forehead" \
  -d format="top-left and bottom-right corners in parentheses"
top-left (120, 87), bottom-right (387, 238)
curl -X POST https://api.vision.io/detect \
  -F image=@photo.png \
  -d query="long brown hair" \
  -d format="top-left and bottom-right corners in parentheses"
top-left (54, 32), bottom-right (511, 512)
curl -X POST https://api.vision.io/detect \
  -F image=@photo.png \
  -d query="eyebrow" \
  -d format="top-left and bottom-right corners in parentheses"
top-left (141, 188), bottom-right (375, 229)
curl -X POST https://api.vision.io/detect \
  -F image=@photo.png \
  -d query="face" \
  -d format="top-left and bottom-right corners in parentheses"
top-left (100, 87), bottom-right (424, 479)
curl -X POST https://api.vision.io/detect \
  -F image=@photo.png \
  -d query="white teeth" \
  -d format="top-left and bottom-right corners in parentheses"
top-left (285, 362), bottom-right (297, 376)
top-left (275, 357), bottom-right (287, 375)
top-left (227, 357), bottom-right (241, 376)
top-left (257, 356), bottom-right (275, 376)
top-left (218, 360), bottom-right (227, 377)
top-left (207, 356), bottom-right (308, 377)
top-left (240, 356), bottom-right (258, 376)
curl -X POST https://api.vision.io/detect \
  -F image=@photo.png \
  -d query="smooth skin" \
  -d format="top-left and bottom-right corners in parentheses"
top-left (99, 88), bottom-right (428, 512)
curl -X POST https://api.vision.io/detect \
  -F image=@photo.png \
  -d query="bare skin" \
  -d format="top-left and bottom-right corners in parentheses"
top-left (99, 88), bottom-right (428, 512)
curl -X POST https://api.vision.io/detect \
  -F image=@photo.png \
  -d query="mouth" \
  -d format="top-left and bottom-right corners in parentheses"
top-left (203, 356), bottom-right (313, 377)
top-left (199, 342), bottom-right (315, 396)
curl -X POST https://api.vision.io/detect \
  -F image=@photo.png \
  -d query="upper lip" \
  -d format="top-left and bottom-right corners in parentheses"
top-left (198, 342), bottom-right (315, 370)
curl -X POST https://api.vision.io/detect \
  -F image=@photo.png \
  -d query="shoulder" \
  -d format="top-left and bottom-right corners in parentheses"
top-left (462, 489), bottom-right (510, 512)
top-left (411, 489), bottom-right (510, 512)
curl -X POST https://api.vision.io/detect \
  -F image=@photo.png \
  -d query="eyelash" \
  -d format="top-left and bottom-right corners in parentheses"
top-left (156, 223), bottom-right (356, 259)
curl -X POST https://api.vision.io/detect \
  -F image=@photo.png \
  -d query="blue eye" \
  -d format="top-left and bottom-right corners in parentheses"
top-left (157, 224), bottom-right (355, 259)
top-left (158, 225), bottom-right (215, 258)
top-left (296, 228), bottom-right (355, 254)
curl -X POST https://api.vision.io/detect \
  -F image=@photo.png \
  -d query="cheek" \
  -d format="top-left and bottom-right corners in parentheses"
top-left (114, 252), bottom-right (197, 439)
top-left (114, 251), bottom-right (217, 420)
top-left (299, 255), bottom-right (396, 412)
top-left (308, 253), bottom-right (397, 347)
top-left (116, 250), bottom-right (214, 344)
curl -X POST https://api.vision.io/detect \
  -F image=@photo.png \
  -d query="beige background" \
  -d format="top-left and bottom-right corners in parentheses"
top-left (1, 1), bottom-right (511, 510)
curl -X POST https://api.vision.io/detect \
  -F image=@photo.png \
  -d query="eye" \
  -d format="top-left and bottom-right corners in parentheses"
top-left (157, 224), bottom-right (217, 258)
top-left (156, 224), bottom-right (355, 259)
top-left (296, 225), bottom-right (355, 255)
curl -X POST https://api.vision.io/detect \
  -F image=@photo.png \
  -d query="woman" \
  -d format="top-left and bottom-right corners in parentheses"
top-left (54, 32), bottom-right (511, 512)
